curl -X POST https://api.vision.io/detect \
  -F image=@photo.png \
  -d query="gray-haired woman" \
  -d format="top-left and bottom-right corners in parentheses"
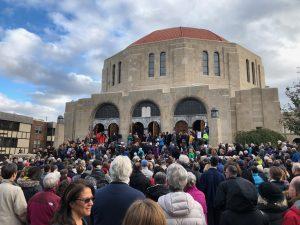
top-left (158, 163), bottom-right (206, 225)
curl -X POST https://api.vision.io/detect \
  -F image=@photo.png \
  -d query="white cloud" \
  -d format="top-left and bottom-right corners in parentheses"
top-left (0, 92), bottom-right (58, 121)
top-left (0, 0), bottom-right (299, 121)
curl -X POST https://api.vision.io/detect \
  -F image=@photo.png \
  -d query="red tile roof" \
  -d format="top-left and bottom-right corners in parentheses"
top-left (130, 27), bottom-right (227, 46)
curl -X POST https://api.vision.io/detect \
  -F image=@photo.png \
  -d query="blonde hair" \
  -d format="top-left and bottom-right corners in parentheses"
top-left (123, 199), bottom-right (166, 225)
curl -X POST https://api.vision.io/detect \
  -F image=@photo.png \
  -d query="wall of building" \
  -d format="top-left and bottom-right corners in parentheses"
top-left (102, 38), bottom-right (264, 97)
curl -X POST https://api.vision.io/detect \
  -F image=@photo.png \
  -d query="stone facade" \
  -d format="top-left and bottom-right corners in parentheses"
top-left (64, 28), bottom-right (282, 146)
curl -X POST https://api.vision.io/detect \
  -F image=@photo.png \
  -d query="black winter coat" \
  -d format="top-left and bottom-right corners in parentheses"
top-left (257, 201), bottom-right (288, 225)
top-left (146, 184), bottom-right (169, 202)
top-left (129, 170), bottom-right (150, 194)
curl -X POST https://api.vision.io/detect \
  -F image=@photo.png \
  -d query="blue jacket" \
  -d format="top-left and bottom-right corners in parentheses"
top-left (92, 182), bottom-right (145, 225)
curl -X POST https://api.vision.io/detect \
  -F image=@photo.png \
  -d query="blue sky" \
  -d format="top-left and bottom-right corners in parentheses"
top-left (0, 0), bottom-right (299, 121)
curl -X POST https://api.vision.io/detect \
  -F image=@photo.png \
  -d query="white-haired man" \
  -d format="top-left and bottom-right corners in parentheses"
top-left (92, 156), bottom-right (145, 225)
top-left (27, 172), bottom-right (61, 225)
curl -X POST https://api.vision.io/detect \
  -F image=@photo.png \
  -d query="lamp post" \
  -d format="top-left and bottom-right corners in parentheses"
top-left (211, 107), bottom-right (219, 118)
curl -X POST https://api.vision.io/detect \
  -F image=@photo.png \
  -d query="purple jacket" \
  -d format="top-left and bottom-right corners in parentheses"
top-left (186, 185), bottom-right (207, 217)
top-left (27, 189), bottom-right (60, 225)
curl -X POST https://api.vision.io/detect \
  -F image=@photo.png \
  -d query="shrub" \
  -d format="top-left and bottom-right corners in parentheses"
top-left (235, 128), bottom-right (286, 146)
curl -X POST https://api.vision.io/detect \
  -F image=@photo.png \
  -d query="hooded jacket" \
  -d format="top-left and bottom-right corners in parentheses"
top-left (219, 180), bottom-right (269, 225)
top-left (158, 192), bottom-right (206, 225)
top-left (17, 178), bottom-right (42, 202)
top-left (146, 184), bottom-right (169, 202)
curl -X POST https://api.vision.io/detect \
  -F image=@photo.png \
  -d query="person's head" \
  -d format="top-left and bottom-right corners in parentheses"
top-left (51, 164), bottom-right (58, 172)
top-left (210, 156), bottom-right (219, 167)
top-left (269, 166), bottom-right (283, 181)
top-left (289, 178), bottom-right (300, 199)
top-left (92, 159), bottom-right (101, 169)
top-left (43, 172), bottom-right (60, 190)
top-left (1, 163), bottom-right (17, 180)
top-left (186, 172), bottom-right (196, 189)
top-left (258, 182), bottom-right (286, 204)
top-left (178, 155), bottom-right (189, 165)
top-left (141, 160), bottom-right (148, 168)
top-left (166, 163), bottom-right (188, 192)
top-left (133, 162), bottom-right (142, 172)
top-left (28, 166), bottom-right (42, 181)
top-left (292, 163), bottom-right (300, 175)
top-left (122, 199), bottom-right (166, 225)
top-left (52, 180), bottom-right (94, 224)
top-left (154, 172), bottom-right (167, 185)
top-left (225, 165), bottom-right (238, 179)
top-left (109, 156), bottom-right (132, 184)
top-left (76, 164), bottom-right (85, 175)
top-left (44, 164), bottom-right (51, 173)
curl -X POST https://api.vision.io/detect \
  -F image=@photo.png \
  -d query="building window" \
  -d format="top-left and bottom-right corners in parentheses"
top-left (246, 59), bottom-right (250, 82)
top-left (202, 51), bottom-right (209, 75)
top-left (112, 64), bottom-right (115, 86)
top-left (47, 127), bottom-right (55, 136)
top-left (214, 52), bottom-right (220, 76)
top-left (34, 140), bottom-right (41, 148)
top-left (252, 62), bottom-right (256, 85)
top-left (118, 61), bottom-right (121, 83)
top-left (35, 126), bottom-right (42, 134)
top-left (0, 137), bottom-right (17, 148)
top-left (0, 120), bottom-right (20, 131)
top-left (160, 52), bottom-right (166, 76)
top-left (148, 53), bottom-right (155, 77)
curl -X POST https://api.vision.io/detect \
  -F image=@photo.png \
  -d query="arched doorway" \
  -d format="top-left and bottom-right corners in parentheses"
top-left (93, 103), bottom-right (120, 136)
top-left (175, 120), bottom-right (188, 133)
top-left (94, 123), bottom-right (104, 134)
top-left (192, 120), bottom-right (205, 132)
top-left (131, 100), bottom-right (161, 138)
top-left (132, 122), bottom-right (144, 138)
top-left (174, 97), bottom-right (207, 133)
top-left (108, 123), bottom-right (119, 137)
top-left (148, 121), bottom-right (160, 137)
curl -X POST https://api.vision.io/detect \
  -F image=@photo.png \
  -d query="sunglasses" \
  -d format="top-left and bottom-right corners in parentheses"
top-left (76, 197), bottom-right (95, 204)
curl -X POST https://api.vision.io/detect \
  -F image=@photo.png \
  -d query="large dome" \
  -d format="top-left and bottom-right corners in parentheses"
top-left (130, 27), bottom-right (227, 46)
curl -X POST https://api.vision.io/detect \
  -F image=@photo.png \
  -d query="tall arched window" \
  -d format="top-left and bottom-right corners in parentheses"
top-left (112, 64), bottom-right (115, 86)
top-left (246, 59), bottom-right (250, 82)
top-left (251, 62), bottom-right (256, 85)
top-left (148, 53), bottom-right (154, 77)
top-left (214, 52), bottom-right (220, 76)
top-left (160, 52), bottom-right (166, 76)
top-left (202, 51), bottom-right (209, 75)
top-left (118, 61), bottom-right (121, 83)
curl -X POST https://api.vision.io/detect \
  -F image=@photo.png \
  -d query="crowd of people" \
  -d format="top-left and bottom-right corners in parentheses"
top-left (0, 130), bottom-right (300, 225)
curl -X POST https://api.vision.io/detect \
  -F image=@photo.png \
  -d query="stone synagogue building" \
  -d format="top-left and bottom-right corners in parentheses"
top-left (64, 27), bottom-right (281, 146)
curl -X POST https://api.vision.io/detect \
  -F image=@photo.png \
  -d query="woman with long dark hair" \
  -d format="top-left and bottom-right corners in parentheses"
top-left (52, 180), bottom-right (94, 225)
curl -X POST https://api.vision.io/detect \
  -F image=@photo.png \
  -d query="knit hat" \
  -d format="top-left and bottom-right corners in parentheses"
top-left (258, 182), bottom-right (284, 203)
top-left (141, 159), bottom-right (148, 167)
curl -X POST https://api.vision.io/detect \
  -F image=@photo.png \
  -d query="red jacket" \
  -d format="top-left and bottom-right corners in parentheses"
top-left (283, 200), bottom-right (300, 225)
top-left (27, 189), bottom-right (60, 225)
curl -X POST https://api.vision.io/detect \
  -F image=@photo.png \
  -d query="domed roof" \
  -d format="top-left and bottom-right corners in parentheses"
top-left (130, 27), bottom-right (227, 46)
top-left (57, 115), bottom-right (64, 119)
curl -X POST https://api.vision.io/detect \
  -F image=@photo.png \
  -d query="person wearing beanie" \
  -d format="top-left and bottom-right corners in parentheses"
top-left (257, 182), bottom-right (288, 225)
top-left (141, 159), bottom-right (153, 179)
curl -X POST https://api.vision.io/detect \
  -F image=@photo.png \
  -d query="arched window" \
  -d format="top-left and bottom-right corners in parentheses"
top-left (148, 53), bottom-right (154, 77)
top-left (246, 59), bottom-right (250, 82)
top-left (95, 103), bottom-right (119, 119)
top-left (202, 51), bottom-right (209, 75)
top-left (160, 52), bottom-right (166, 76)
top-left (251, 62), bottom-right (256, 85)
top-left (118, 61), bottom-right (121, 83)
top-left (214, 52), bottom-right (220, 76)
top-left (174, 98), bottom-right (207, 116)
top-left (112, 64), bottom-right (115, 86)
top-left (132, 101), bottom-right (160, 117)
